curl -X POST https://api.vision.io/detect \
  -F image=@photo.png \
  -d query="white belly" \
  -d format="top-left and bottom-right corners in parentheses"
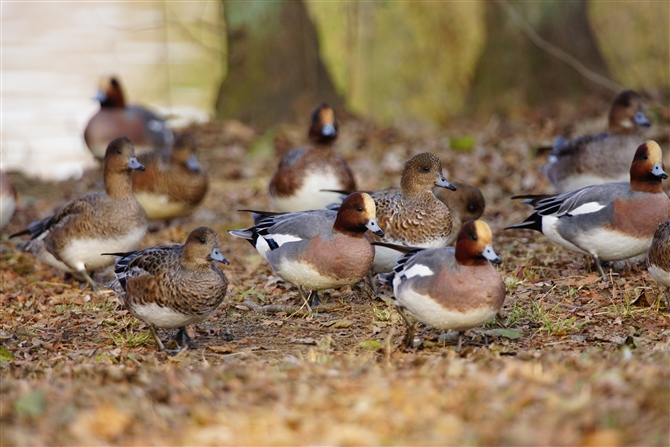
top-left (130, 302), bottom-right (204, 328)
top-left (571, 229), bottom-right (652, 261)
top-left (271, 172), bottom-right (346, 212)
top-left (134, 192), bottom-right (191, 220)
top-left (648, 264), bottom-right (670, 289)
top-left (58, 225), bottom-right (147, 271)
top-left (397, 287), bottom-right (497, 332)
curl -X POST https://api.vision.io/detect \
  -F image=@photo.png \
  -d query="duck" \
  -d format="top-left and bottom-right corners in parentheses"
top-left (229, 192), bottom-right (383, 307)
top-left (647, 220), bottom-right (670, 309)
top-left (507, 140), bottom-right (670, 279)
top-left (10, 137), bottom-right (148, 290)
top-left (375, 220), bottom-right (505, 350)
top-left (377, 181), bottom-right (485, 245)
top-left (105, 227), bottom-right (229, 353)
top-left (1, 171), bottom-right (17, 230)
top-left (131, 132), bottom-right (208, 222)
top-left (84, 76), bottom-right (174, 160)
top-left (542, 90), bottom-right (651, 193)
top-left (268, 103), bottom-right (356, 212)
top-left (367, 152), bottom-right (457, 274)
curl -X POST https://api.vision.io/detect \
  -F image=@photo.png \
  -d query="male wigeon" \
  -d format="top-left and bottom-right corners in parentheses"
top-left (84, 76), bottom-right (174, 160)
top-left (542, 90), bottom-right (651, 193)
top-left (131, 133), bottom-right (208, 222)
top-left (379, 181), bottom-right (485, 245)
top-left (1, 171), bottom-right (17, 230)
top-left (647, 220), bottom-right (670, 309)
top-left (507, 140), bottom-right (670, 279)
top-left (268, 103), bottom-right (356, 212)
top-left (376, 220), bottom-right (505, 350)
top-left (229, 192), bottom-right (383, 307)
top-left (368, 152), bottom-right (457, 274)
top-left (11, 137), bottom-right (148, 290)
top-left (106, 227), bottom-right (229, 353)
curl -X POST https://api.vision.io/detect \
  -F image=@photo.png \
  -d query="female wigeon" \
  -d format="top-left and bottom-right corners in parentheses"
top-left (268, 103), bottom-right (356, 212)
top-left (131, 133), bottom-right (208, 221)
top-left (0, 171), bottom-right (17, 230)
top-left (368, 152), bottom-right (457, 274)
top-left (376, 220), bottom-right (505, 350)
top-left (106, 227), bottom-right (229, 353)
top-left (380, 180), bottom-right (485, 245)
top-left (229, 192), bottom-right (383, 307)
top-left (507, 140), bottom-right (670, 279)
top-left (647, 220), bottom-right (670, 309)
top-left (542, 90), bottom-right (651, 193)
top-left (84, 76), bottom-right (174, 160)
top-left (11, 137), bottom-right (148, 290)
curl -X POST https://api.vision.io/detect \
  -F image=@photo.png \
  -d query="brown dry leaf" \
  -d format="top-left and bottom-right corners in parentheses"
top-left (68, 405), bottom-right (132, 444)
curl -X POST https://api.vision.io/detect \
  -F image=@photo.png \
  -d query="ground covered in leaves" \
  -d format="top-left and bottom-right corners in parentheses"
top-left (2, 97), bottom-right (670, 445)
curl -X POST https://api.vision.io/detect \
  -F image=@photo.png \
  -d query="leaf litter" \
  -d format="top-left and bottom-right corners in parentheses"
top-left (2, 97), bottom-right (670, 445)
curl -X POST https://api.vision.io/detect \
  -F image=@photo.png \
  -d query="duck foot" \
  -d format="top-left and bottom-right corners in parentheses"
top-left (172, 326), bottom-right (198, 349)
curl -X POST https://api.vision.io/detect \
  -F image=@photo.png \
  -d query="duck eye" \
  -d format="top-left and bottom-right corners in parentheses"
top-left (422, 166), bottom-right (430, 172)
top-left (116, 149), bottom-right (122, 155)
top-left (356, 205), bottom-right (363, 212)
top-left (198, 237), bottom-right (206, 244)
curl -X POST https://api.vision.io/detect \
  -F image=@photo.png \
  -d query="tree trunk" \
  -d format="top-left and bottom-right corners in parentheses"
top-left (466, 0), bottom-right (613, 117)
top-left (216, 0), bottom-right (343, 129)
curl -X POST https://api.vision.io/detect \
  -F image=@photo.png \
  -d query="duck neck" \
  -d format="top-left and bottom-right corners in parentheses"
top-left (104, 169), bottom-right (135, 200)
top-left (333, 218), bottom-right (367, 239)
top-left (455, 240), bottom-right (487, 266)
top-left (630, 177), bottom-right (664, 194)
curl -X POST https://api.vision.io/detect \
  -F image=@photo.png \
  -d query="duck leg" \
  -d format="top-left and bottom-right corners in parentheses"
top-left (367, 270), bottom-right (380, 295)
top-left (150, 325), bottom-right (167, 352)
top-left (456, 331), bottom-right (464, 352)
top-left (308, 290), bottom-right (321, 308)
top-left (78, 269), bottom-right (100, 292)
top-left (396, 305), bottom-right (416, 349)
top-left (173, 326), bottom-right (198, 349)
top-left (594, 256), bottom-right (608, 280)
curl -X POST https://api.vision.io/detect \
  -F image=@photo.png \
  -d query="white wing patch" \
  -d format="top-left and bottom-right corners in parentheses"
top-left (568, 201), bottom-right (606, 216)
top-left (402, 263), bottom-right (434, 279)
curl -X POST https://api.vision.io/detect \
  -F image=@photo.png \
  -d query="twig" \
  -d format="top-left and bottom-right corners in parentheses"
top-left (241, 299), bottom-right (338, 316)
top-left (495, 0), bottom-right (621, 93)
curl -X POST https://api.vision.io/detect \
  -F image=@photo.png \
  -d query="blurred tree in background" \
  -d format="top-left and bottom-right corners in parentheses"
top-left (216, 0), bottom-right (669, 128)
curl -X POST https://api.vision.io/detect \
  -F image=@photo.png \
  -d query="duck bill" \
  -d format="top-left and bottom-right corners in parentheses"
top-left (127, 157), bottom-right (145, 171)
top-left (366, 218), bottom-right (384, 237)
top-left (482, 245), bottom-right (501, 264)
top-left (94, 89), bottom-right (107, 103)
top-left (185, 154), bottom-right (203, 173)
top-left (435, 174), bottom-right (457, 191)
top-left (210, 248), bottom-right (230, 265)
top-left (634, 111), bottom-right (651, 127)
top-left (651, 163), bottom-right (668, 179)
top-left (321, 123), bottom-right (337, 138)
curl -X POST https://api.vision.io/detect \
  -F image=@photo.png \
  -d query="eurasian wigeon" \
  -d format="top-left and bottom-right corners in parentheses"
top-left (229, 192), bottom-right (383, 307)
top-left (368, 152), bottom-right (457, 274)
top-left (106, 227), bottom-right (229, 353)
top-left (131, 133), bottom-right (208, 222)
top-left (376, 220), bottom-right (505, 350)
top-left (11, 137), bottom-right (148, 290)
top-left (507, 140), bottom-right (670, 279)
top-left (84, 76), bottom-right (174, 160)
top-left (379, 180), bottom-right (485, 245)
top-left (1, 171), bottom-right (17, 230)
top-left (647, 220), bottom-right (670, 309)
top-left (542, 90), bottom-right (651, 193)
top-left (268, 103), bottom-right (356, 212)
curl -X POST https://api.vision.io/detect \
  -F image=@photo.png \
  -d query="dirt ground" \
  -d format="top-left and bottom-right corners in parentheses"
top-left (2, 97), bottom-right (670, 446)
